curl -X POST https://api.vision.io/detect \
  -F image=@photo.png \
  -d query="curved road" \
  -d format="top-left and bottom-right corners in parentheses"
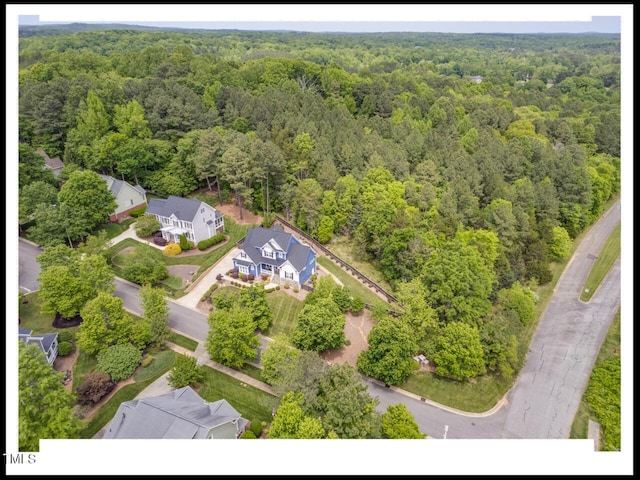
top-left (17, 200), bottom-right (621, 439)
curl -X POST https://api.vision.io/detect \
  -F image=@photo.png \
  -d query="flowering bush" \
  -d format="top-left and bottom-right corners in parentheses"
top-left (164, 243), bottom-right (182, 256)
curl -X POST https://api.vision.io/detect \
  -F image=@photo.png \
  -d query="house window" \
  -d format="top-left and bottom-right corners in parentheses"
top-left (240, 252), bottom-right (247, 259)
top-left (130, 199), bottom-right (134, 206)
top-left (284, 271), bottom-right (294, 280)
top-left (201, 208), bottom-right (205, 213)
top-left (263, 249), bottom-right (274, 259)
top-left (239, 265), bottom-right (249, 274)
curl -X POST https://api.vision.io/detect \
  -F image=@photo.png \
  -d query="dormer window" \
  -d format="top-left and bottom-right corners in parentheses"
top-left (263, 249), bottom-right (274, 259)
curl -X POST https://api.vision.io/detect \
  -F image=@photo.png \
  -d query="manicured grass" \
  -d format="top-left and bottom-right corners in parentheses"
top-left (198, 365), bottom-right (276, 425)
top-left (233, 363), bottom-right (265, 382)
top-left (18, 292), bottom-right (61, 335)
top-left (317, 256), bottom-right (389, 311)
top-left (580, 222), bottom-right (621, 301)
top-left (101, 218), bottom-right (135, 241)
top-left (264, 291), bottom-right (304, 337)
top-left (161, 275), bottom-right (183, 291)
top-left (399, 372), bottom-right (514, 413)
top-left (570, 309), bottom-right (621, 442)
top-left (211, 285), bottom-right (241, 302)
top-left (133, 350), bottom-right (177, 382)
top-left (167, 331), bottom-right (198, 351)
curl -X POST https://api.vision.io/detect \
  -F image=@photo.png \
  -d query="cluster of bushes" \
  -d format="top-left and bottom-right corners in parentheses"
top-left (351, 297), bottom-right (365, 315)
top-left (76, 372), bottom-right (116, 406)
top-left (265, 286), bottom-right (280, 293)
top-left (200, 283), bottom-right (220, 302)
top-left (197, 233), bottom-right (226, 251)
top-left (239, 273), bottom-right (255, 282)
top-left (179, 234), bottom-right (195, 251)
top-left (57, 330), bottom-right (75, 357)
top-left (129, 206), bottom-right (147, 218)
top-left (229, 280), bottom-right (250, 289)
top-left (228, 268), bottom-right (239, 279)
top-left (164, 243), bottom-right (182, 256)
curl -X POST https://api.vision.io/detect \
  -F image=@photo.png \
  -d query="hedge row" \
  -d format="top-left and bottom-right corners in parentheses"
top-left (197, 233), bottom-right (226, 251)
top-left (200, 283), bottom-right (220, 302)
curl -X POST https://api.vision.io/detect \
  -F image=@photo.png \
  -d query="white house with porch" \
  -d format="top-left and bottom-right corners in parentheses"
top-left (145, 196), bottom-right (224, 244)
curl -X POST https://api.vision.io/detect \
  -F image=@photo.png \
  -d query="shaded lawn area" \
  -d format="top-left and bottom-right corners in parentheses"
top-left (317, 256), bottom-right (389, 311)
top-left (264, 291), bottom-right (303, 338)
top-left (399, 371), bottom-right (514, 413)
top-left (198, 365), bottom-right (276, 425)
top-left (232, 363), bottom-right (265, 383)
top-left (18, 292), bottom-right (63, 335)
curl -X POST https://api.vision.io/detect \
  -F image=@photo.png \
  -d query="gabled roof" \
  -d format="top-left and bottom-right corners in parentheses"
top-left (239, 226), bottom-right (314, 271)
top-left (18, 328), bottom-right (58, 358)
top-left (146, 196), bottom-right (222, 222)
top-left (35, 149), bottom-right (64, 170)
top-left (103, 386), bottom-right (247, 439)
top-left (100, 174), bottom-right (145, 197)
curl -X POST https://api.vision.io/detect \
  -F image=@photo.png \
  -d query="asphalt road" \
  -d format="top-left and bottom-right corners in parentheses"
top-left (16, 199), bottom-right (621, 439)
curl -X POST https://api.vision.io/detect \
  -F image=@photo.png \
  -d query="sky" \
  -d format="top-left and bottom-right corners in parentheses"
top-left (5, 3), bottom-right (634, 477)
top-left (13, 4), bottom-right (626, 34)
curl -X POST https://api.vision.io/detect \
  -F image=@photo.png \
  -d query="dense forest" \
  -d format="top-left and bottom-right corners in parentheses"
top-left (18, 27), bottom-right (620, 381)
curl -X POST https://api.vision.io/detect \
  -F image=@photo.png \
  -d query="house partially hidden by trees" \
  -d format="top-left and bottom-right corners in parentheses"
top-left (35, 149), bottom-right (64, 178)
top-left (18, 327), bottom-right (58, 365)
top-left (145, 196), bottom-right (224, 245)
top-left (103, 386), bottom-right (248, 439)
top-left (100, 174), bottom-right (148, 222)
top-left (233, 225), bottom-right (316, 287)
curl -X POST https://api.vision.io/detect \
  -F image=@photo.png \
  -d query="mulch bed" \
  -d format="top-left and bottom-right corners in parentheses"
top-left (53, 313), bottom-right (83, 328)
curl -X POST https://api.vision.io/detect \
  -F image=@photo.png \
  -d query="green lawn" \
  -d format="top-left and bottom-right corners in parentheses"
top-left (18, 292), bottom-right (60, 335)
top-left (72, 350), bottom-right (98, 391)
top-left (580, 222), bottom-right (621, 301)
top-left (399, 371), bottom-right (514, 413)
top-left (167, 331), bottom-right (198, 351)
top-left (264, 291), bottom-right (304, 337)
top-left (198, 365), bottom-right (276, 425)
top-left (133, 350), bottom-right (177, 382)
top-left (317, 256), bottom-right (389, 311)
top-left (570, 309), bottom-right (621, 441)
top-left (233, 363), bottom-right (265, 382)
top-left (100, 218), bottom-right (135, 241)
top-left (328, 235), bottom-right (393, 292)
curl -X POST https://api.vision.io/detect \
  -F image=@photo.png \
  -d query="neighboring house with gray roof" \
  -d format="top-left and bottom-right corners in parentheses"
top-left (35, 149), bottom-right (64, 177)
top-left (103, 386), bottom-right (248, 439)
top-left (146, 196), bottom-right (224, 244)
top-left (100, 174), bottom-right (147, 222)
top-left (233, 225), bottom-right (316, 286)
top-left (19, 327), bottom-right (58, 365)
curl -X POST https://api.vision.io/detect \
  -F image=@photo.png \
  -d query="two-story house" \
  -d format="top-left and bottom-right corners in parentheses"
top-left (145, 196), bottom-right (224, 245)
top-left (233, 225), bottom-right (316, 286)
top-left (100, 174), bottom-right (148, 222)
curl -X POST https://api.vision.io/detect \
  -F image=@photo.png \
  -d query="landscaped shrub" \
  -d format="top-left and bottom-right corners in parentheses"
top-left (140, 354), bottom-right (155, 368)
top-left (153, 236), bottom-right (167, 246)
top-left (247, 274), bottom-right (255, 282)
top-left (240, 274), bottom-right (247, 282)
top-left (216, 273), bottom-right (224, 282)
top-left (293, 285), bottom-right (299, 293)
top-left (250, 419), bottom-right (263, 437)
top-left (164, 243), bottom-right (182, 256)
top-left (351, 297), bottom-right (365, 315)
top-left (283, 283), bottom-right (290, 289)
top-left (241, 430), bottom-right (257, 439)
top-left (197, 232), bottom-right (226, 251)
top-left (179, 233), bottom-right (189, 250)
top-left (135, 214), bottom-right (161, 237)
top-left (276, 285), bottom-right (280, 290)
top-left (58, 330), bottom-right (75, 343)
top-left (261, 273), bottom-right (269, 282)
top-left (57, 341), bottom-right (73, 356)
top-left (167, 354), bottom-right (204, 389)
top-left (76, 372), bottom-right (116, 405)
top-left (96, 344), bottom-right (142, 382)
top-left (332, 285), bottom-right (352, 312)
top-left (130, 206), bottom-right (147, 218)
top-left (230, 269), bottom-right (239, 279)
top-left (200, 283), bottom-right (220, 302)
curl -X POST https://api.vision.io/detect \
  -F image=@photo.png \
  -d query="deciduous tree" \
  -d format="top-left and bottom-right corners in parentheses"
top-left (206, 303), bottom-right (259, 368)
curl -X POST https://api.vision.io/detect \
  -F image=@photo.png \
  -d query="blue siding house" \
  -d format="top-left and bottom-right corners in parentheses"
top-left (233, 225), bottom-right (316, 286)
